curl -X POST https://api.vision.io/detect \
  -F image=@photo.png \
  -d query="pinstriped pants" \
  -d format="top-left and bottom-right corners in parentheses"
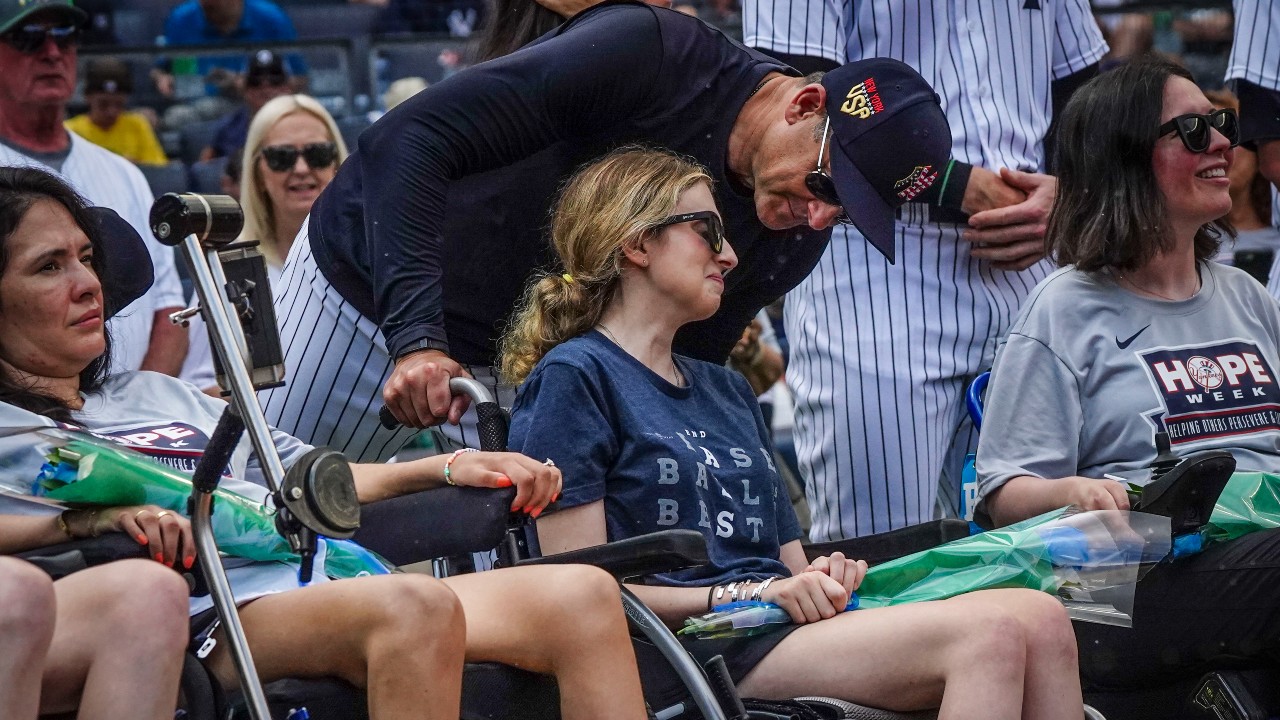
top-left (785, 206), bottom-right (1051, 540)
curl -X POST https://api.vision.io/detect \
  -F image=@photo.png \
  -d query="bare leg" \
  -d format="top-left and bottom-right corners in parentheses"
top-left (40, 559), bottom-right (189, 719)
top-left (442, 564), bottom-right (649, 720)
top-left (945, 590), bottom-right (1081, 720)
top-left (0, 558), bottom-right (56, 720)
top-left (737, 588), bottom-right (1080, 720)
top-left (205, 574), bottom-right (466, 720)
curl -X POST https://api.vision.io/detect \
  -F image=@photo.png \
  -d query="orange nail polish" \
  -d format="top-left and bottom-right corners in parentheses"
top-left (496, 475), bottom-right (512, 488)
top-left (530, 507), bottom-right (543, 519)
top-left (137, 534), bottom-right (149, 544)
top-left (154, 552), bottom-right (164, 562)
top-left (184, 556), bottom-right (194, 569)
top-left (522, 506), bottom-right (533, 514)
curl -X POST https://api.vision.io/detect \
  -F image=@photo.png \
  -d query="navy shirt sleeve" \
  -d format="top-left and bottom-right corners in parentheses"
top-left (508, 360), bottom-right (618, 508)
top-left (347, 5), bottom-right (663, 358)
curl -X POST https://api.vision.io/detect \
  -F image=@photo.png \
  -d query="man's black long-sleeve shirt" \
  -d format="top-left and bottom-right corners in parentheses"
top-left (309, 1), bottom-right (832, 366)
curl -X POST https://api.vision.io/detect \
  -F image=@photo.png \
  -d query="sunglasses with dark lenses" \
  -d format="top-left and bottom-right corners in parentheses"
top-left (804, 117), bottom-right (854, 225)
top-left (259, 142), bottom-right (339, 172)
top-left (1158, 108), bottom-right (1240, 153)
top-left (651, 210), bottom-right (727, 254)
top-left (1, 24), bottom-right (81, 54)
top-left (246, 75), bottom-right (289, 89)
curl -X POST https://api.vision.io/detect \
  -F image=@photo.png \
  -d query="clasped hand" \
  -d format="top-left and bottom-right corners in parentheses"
top-left (759, 552), bottom-right (868, 624)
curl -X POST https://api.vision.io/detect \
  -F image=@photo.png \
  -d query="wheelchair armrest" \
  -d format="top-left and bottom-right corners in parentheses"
top-left (513, 529), bottom-right (709, 581)
top-left (16, 533), bottom-right (210, 596)
top-left (354, 485), bottom-right (518, 567)
top-left (16, 533), bottom-right (149, 579)
top-left (804, 519), bottom-right (971, 566)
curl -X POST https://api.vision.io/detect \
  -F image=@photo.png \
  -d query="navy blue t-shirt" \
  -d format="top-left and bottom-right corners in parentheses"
top-left (508, 332), bottom-right (803, 586)
top-left (308, 1), bottom-right (829, 366)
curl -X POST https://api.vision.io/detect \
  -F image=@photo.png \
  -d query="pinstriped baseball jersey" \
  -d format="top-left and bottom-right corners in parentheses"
top-left (1226, 0), bottom-right (1280, 91)
top-left (0, 135), bottom-right (186, 374)
top-left (759, 0), bottom-right (1107, 539)
top-left (743, 0), bottom-right (845, 65)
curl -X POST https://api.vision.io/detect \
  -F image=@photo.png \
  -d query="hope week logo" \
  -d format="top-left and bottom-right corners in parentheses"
top-left (1139, 340), bottom-right (1280, 445)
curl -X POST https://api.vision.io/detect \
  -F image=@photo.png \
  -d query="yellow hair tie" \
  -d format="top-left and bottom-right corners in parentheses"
top-left (562, 273), bottom-right (575, 284)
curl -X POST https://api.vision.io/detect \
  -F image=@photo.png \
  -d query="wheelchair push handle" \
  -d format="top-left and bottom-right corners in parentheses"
top-left (378, 378), bottom-right (509, 453)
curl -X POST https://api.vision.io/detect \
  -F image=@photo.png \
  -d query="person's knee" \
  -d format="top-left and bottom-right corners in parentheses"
top-left (0, 558), bottom-right (56, 649)
top-left (1016, 591), bottom-right (1078, 660)
top-left (532, 565), bottom-right (621, 627)
top-left (959, 604), bottom-right (1029, 680)
top-left (369, 576), bottom-right (465, 644)
top-left (96, 560), bottom-right (190, 654)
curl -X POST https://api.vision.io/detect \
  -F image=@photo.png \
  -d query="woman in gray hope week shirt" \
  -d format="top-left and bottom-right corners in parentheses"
top-left (977, 58), bottom-right (1280, 694)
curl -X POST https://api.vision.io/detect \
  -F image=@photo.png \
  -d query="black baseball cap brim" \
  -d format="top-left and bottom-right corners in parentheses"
top-left (828, 138), bottom-right (897, 263)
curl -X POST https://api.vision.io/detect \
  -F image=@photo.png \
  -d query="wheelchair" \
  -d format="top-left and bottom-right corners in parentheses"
top-left (965, 371), bottom-right (1280, 720)
top-left (16, 192), bottom-right (1100, 720)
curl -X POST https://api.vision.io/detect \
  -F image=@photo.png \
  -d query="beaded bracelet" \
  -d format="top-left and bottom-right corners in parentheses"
top-left (443, 448), bottom-right (478, 486)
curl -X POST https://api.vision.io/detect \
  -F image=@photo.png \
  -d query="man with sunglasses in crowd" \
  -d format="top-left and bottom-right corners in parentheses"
top-left (199, 49), bottom-right (292, 161)
top-left (0, 0), bottom-right (188, 378)
top-left (260, 0), bottom-right (951, 463)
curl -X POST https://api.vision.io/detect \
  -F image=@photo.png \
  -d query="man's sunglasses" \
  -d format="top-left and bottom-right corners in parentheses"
top-left (1158, 108), bottom-right (1240, 154)
top-left (651, 210), bottom-right (727, 254)
top-left (1, 24), bottom-right (81, 54)
top-left (259, 142), bottom-right (339, 172)
top-left (246, 75), bottom-right (289, 89)
top-left (803, 117), bottom-right (853, 225)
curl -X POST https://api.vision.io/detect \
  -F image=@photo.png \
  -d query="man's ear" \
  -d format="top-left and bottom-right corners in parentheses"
top-left (785, 82), bottom-right (827, 125)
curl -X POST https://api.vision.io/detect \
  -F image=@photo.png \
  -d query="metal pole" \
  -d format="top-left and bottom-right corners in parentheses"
top-left (192, 490), bottom-right (272, 720)
top-left (619, 586), bottom-right (728, 720)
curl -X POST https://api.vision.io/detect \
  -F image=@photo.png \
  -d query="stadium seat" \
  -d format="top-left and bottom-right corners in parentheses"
top-left (138, 161), bottom-right (190, 196)
top-left (178, 119), bottom-right (221, 166)
top-left (337, 115), bottom-right (371, 152)
top-left (190, 157), bottom-right (229, 194)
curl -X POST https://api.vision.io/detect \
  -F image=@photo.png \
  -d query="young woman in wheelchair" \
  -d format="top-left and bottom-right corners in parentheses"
top-left (0, 166), bottom-right (650, 720)
top-left (975, 57), bottom-right (1280, 691)
top-left (503, 147), bottom-right (1084, 718)
top-left (0, 554), bottom-right (188, 719)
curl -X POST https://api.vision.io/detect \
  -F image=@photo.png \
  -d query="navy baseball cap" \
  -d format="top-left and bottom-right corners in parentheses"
top-left (822, 58), bottom-right (952, 264)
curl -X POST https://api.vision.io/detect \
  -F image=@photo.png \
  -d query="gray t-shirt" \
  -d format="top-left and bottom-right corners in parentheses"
top-left (0, 371), bottom-right (322, 614)
top-left (976, 262), bottom-right (1280, 513)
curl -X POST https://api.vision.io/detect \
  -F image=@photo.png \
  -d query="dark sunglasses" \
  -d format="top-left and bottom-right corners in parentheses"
top-left (1, 23), bottom-right (80, 54)
top-left (1158, 108), bottom-right (1240, 153)
top-left (259, 142), bottom-right (338, 172)
top-left (246, 75), bottom-right (289, 89)
top-left (651, 210), bottom-right (727, 254)
top-left (803, 117), bottom-right (854, 226)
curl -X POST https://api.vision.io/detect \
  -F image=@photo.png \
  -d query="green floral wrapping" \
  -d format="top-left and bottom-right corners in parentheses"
top-left (1201, 471), bottom-right (1280, 545)
top-left (854, 509), bottom-right (1064, 609)
top-left (34, 434), bottom-right (391, 579)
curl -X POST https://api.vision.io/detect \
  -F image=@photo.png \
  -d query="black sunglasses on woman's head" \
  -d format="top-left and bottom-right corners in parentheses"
top-left (1158, 108), bottom-right (1240, 154)
top-left (259, 142), bottom-right (339, 172)
top-left (1, 24), bottom-right (80, 54)
top-left (650, 210), bottom-right (726, 254)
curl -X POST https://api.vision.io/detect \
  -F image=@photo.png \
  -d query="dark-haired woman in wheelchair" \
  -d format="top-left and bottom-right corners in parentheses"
top-left (0, 165), bottom-right (651, 719)
top-left (0, 554), bottom-right (188, 719)
top-left (504, 146), bottom-right (1084, 718)
top-left (976, 56), bottom-right (1280, 692)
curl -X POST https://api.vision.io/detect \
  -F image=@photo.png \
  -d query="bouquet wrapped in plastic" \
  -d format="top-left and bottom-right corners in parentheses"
top-left (681, 508), bottom-right (1170, 639)
top-left (1201, 471), bottom-right (1280, 545)
top-left (24, 428), bottom-right (390, 580)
